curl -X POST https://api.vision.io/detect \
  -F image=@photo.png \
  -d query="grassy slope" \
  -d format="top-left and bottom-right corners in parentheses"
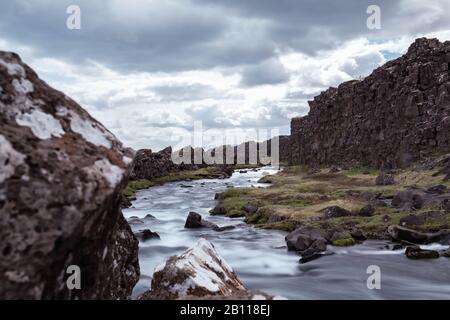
top-left (214, 165), bottom-right (450, 239)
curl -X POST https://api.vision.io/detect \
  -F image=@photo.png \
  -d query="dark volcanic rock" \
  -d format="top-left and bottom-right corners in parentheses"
top-left (322, 206), bottom-right (352, 219)
top-left (399, 214), bottom-right (426, 227)
top-left (388, 225), bottom-right (450, 244)
top-left (210, 205), bottom-right (227, 215)
top-left (135, 229), bottom-right (160, 241)
top-left (359, 204), bottom-right (375, 217)
top-left (405, 246), bottom-right (440, 260)
top-left (392, 187), bottom-right (450, 211)
top-left (213, 225), bottom-right (236, 232)
top-left (242, 203), bottom-right (258, 215)
top-left (285, 227), bottom-right (330, 253)
top-left (0, 52), bottom-right (139, 299)
top-left (290, 38), bottom-right (450, 169)
top-left (184, 212), bottom-right (218, 229)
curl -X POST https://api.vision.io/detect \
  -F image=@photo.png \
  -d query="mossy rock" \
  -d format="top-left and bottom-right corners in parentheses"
top-left (332, 238), bottom-right (357, 246)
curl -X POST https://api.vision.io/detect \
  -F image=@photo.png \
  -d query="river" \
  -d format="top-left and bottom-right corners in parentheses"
top-left (123, 167), bottom-right (450, 300)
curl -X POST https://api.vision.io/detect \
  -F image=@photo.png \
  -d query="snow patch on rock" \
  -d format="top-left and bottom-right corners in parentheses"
top-left (16, 109), bottom-right (65, 140)
top-left (0, 134), bottom-right (26, 183)
top-left (68, 110), bottom-right (112, 148)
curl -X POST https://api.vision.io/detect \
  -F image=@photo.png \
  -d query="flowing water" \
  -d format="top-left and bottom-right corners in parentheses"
top-left (123, 167), bottom-right (450, 300)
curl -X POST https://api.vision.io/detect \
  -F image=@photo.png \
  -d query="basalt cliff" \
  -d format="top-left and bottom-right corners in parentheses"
top-left (290, 38), bottom-right (450, 169)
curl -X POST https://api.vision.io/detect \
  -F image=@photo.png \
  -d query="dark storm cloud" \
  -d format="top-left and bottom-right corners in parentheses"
top-left (2, 0), bottom-right (444, 74)
top-left (0, 0), bottom-right (276, 72)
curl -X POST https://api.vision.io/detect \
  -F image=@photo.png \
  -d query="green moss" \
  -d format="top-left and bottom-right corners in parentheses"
top-left (218, 188), bottom-right (252, 199)
top-left (332, 238), bottom-right (356, 246)
top-left (257, 220), bottom-right (298, 232)
top-left (123, 179), bottom-right (155, 198)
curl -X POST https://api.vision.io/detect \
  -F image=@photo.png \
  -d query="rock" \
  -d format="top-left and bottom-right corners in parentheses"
top-left (242, 203), bottom-right (258, 215)
top-left (285, 227), bottom-right (330, 253)
top-left (121, 194), bottom-right (133, 208)
top-left (427, 185), bottom-right (448, 194)
top-left (359, 204), bottom-right (375, 217)
top-left (135, 229), bottom-right (160, 241)
top-left (399, 214), bottom-right (426, 227)
top-left (128, 217), bottom-right (145, 225)
top-left (290, 38), bottom-right (450, 169)
top-left (443, 199), bottom-right (450, 213)
top-left (405, 246), bottom-right (440, 260)
top-left (180, 184), bottom-right (193, 188)
top-left (329, 166), bottom-right (341, 173)
top-left (210, 206), bottom-right (227, 215)
top-left (299, 250), bottom-right (334, 264)
top-left (184, 212), bottom-right (218, 229)
top-left (0, 51), bottom-right (139, 299)
top-left (375, 174), bottom-right (396, 186)
top-left (239, 170), bottom-right (248, 174)
top-left (440, 249), bottom-right (450, 258)
top-left (382, 215), bottom-right (392, 222)
top-left (388, 225), bottom-right (450, 244)
top-left (392, 244), bottom-right (404, 251)
top-left (350, 229), bottom-right (367, 241)
top-left (392, 187), bottom-right (450, 211)
top-left (322, 206), bottom-right (352, 219)
top-left (213, 226), bottom-right (236, 232)
top-left (141, 238), bottom-right (247, 300)
top-left (330, 231), bottom-right (349, 242)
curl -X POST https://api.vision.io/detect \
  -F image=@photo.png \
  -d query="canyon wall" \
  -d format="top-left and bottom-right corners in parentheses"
top-left (290, 38), bottom-right (450, 168)
top-left (0, 52), bottom-right (139, 299)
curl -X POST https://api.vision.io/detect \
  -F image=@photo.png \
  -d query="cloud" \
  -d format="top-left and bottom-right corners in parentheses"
top-left (1, 0), bottom-right (450, 151)
top-left (240, 58), bottom-right (290, 87)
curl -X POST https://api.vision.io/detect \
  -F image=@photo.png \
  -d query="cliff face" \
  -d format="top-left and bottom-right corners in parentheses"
top-left (0, 52), bottom-right (139, 299)
top-left (291, 38), bottom-right (450, 168)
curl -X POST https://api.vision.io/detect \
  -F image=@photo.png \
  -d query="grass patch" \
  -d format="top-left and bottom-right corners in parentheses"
top-left (123, 166), bottom-right (233, 199)
top-left (213, 163), bottom-right (450, 236)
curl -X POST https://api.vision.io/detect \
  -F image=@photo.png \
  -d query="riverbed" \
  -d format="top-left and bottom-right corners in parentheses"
top-left (123, 167), bottom-right (450, 300)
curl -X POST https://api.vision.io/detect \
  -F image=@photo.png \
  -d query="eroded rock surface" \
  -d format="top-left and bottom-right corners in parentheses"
top-left (141, 238), bottom-right (248, 300)
top-left (0, 51), bottom-right (139, 299)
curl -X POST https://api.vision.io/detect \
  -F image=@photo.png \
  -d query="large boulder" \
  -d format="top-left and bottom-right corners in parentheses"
top-left (388, 225), bottom-right (450, 245)
top-left (285, 227), bottom-right (330, 253)
top-left (184, 212), bottom-right (218, 229)
top-left (322, 206), bottom-right (352, 219)
top-left (405, 246), bottom-right (440, 260)
top-left (142, 238), bottom-right (254, 300)
top-left (0, 52), bottom-right (139, 299)
top-left (392, 187), bottom-right (450, 211)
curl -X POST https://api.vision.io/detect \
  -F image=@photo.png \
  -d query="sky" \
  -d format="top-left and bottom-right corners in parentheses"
top-left (1, 0), bottom-right (450, 151)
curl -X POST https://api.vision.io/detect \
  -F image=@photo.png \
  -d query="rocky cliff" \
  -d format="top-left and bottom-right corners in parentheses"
top-left (291, 38), bottom-right (450, 168)
top-left (0, 52), bottom-right (139, 299)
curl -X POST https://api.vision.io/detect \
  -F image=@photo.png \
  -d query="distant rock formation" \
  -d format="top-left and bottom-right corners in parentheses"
top-left (0, 51), bottom-right (139, 299)
top-left (141, 238), bottom-right (280, 300)
top-left (291, 38), bottom-right (450, 168)
top-left (130, 136), bottom-right (288, 182)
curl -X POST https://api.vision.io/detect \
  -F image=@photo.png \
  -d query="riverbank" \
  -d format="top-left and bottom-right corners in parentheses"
top-left (212, 161), bottom-right (450, 244)
top-left (124, 166), bottom-right (450, 299)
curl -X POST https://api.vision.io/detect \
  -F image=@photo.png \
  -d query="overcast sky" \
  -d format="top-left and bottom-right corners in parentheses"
top-left (1, 0), bottom-right (450, 151)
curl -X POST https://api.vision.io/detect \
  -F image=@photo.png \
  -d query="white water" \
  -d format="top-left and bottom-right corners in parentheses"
top-left (123, 167), bottom-right (450, 300)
